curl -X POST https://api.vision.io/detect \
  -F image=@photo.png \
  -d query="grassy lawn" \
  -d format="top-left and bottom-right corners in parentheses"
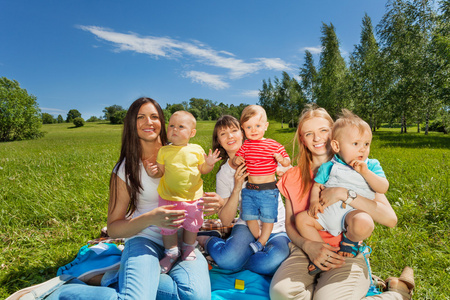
top-left (1, 121), bottom-right (449, 299)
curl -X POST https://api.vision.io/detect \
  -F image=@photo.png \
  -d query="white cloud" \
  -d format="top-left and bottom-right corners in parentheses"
top-left (241, 90), bottom-right (260, 98)
top-left (184, 71), bottom-right (229, 90)
top-left (257, 58), bottom-right (293, 71)
top-left (300, 46), bottom-right (322, 55)
top-left (41, 107), bottom-right (66, 115)
top-left (79, 25), bottom-right (291, 84)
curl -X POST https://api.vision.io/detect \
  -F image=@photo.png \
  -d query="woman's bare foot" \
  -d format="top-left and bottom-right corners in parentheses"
top-left (196, 235), bottom-right (210, 249)
top-left (385, 267), bottom-right (415, 300)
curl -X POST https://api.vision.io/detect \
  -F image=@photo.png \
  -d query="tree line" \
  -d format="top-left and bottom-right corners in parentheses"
top-left (2, 0), bottom-right (449, 142)
top-left (260, 0), bottom-right (450, 134)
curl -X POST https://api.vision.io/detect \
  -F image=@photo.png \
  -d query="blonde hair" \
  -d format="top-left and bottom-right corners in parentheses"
top-left (240, 105), bottom-right (267, 125)
top-left (332, 109), bottom-right (371, 142)
top-left (170, 110), bottom-right (197, 128)
top-left (294, 104), bottom-right (334, 198)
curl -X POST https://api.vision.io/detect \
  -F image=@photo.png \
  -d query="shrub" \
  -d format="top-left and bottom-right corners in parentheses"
top-left (73, 117), bottom-right (85, 127)
top-left (110, 110), bottom-right (127, 124)
top-left (0, 77), bottom-right (44, 141)
top-left (86, 116), bottom-right (101, 122)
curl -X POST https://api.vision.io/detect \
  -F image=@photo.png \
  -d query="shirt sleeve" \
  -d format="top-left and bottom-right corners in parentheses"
top-left (314, 161), bottom-right (333, 184)
top-left (156, 147), bottom-right (164, 165)
top-left (216, 167), bottom-right (232, 199)
top-left (195, 145), bottom-right (206, 165)
top-left (275, 141), bottom-right (289, 158)
top-left (235, 141), bottom-right (246, 157)
top-left (367, 159), bottom-right (386, 178)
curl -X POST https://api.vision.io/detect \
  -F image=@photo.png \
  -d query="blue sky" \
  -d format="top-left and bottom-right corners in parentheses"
top-left (1, 1), bottom-right (387, 119)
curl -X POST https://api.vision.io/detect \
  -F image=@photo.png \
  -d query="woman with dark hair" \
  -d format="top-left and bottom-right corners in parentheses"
top-left (47, 97), bottom-right (211, 300)
top-left (198, 115), bottom-right (290, 276)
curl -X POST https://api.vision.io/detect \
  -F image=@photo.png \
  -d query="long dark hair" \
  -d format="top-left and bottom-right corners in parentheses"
top-left (212, 115), bottom-right (241, 167)
top-left (109, 97), bottom-right (167, 216)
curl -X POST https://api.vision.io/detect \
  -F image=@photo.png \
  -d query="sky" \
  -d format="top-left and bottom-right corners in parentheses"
top-left (1, 1), bottom-right (389, 119)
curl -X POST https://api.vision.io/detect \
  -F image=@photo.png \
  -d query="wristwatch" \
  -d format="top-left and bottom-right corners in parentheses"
top-left (345, 189), bottom-right (357, 206)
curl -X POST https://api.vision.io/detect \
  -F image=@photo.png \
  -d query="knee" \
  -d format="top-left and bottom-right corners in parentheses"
top-left (270, 282), bottom-right (309, 300)
top-left (348, 213), bottom-right (374, 238)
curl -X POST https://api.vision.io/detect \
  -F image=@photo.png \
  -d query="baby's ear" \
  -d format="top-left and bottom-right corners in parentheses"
top-left (330, 140), bottom-right (339, 153)
top-left (190, 128), bottom-right (197, 138)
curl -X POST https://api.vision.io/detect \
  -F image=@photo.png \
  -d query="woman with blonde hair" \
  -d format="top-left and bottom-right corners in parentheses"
top-left (270, 104), bottom-right (414, 300)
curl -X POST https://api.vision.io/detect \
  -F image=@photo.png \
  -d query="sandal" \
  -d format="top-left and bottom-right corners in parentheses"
top-left (372, 274), bottom-right (387, 290)
top-left (307, 261), bottom-right (323, 276)
top-left (181, 241), bottom-right (198, 261)
top-left (385, 267), bottom-right (415, 300)
top-left (338, 233), bottom-right (360, 257)
top-left (160, 251), bottom-right (180, 274)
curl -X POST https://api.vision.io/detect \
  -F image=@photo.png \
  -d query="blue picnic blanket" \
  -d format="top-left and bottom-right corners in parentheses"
top-left (210, 266), bottom-right (271, 300)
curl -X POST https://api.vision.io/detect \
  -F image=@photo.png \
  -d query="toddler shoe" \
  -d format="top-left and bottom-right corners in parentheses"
top-left (249, 241), bottom-right (264, 253)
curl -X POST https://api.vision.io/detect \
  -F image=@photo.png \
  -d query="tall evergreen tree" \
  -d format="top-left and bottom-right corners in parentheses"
top-left (316, 22), bottom-right (348, 118)
top-left (299, 50), bottom-right (317, 103)
top-left (350, 13), bottom-right (385, 131)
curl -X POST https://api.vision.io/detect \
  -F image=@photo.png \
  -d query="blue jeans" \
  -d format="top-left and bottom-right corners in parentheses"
top-left (205, 224), bottom-right (290, 276)
top-left (47, 237), bottom-right (211, 300)
top-left (241, 188), bottom-right (279, 223)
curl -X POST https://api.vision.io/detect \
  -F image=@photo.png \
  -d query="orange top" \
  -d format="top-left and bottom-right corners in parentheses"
top-left (277, 166), bottom-right (342, 247)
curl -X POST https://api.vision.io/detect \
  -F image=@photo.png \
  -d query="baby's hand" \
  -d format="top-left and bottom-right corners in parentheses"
top-left (234, 156), bottom-right (245, 166)
top-left (204, 149), bottom-right (222, 166)
top-left (350, 160), bottom-right (368, 174)
top-left (273, 153), bottom-right (283, 163)
top-left (143, 160), bottom-right (160, 178)
top-left (307, 202), bottom-right (324, 219)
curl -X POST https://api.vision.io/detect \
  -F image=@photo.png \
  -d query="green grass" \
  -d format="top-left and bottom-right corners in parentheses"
top-left (1, 121), bottom-right (449, 299)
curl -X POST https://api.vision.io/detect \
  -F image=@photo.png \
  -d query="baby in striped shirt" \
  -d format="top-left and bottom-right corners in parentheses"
top-left (233, 105), bottom-right (290, 253)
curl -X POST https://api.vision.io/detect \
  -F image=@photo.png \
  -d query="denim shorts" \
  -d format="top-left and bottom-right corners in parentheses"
top-left (241, 188), bottom-right (279, 223)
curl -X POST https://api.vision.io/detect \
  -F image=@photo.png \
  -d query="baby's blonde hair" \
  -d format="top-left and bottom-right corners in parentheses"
top-left (332, 109), bottom-right (371, 142)
top-left (240, 105), bottom-right (267, 125)
top-left (170, 110), bottom-right (197, 128)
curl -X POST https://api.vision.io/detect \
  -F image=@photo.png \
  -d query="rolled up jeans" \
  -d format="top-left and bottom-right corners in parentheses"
top-left (205, 224), bottom-right (290, 276)
top-left (46, 236), bottom-right (211, 300)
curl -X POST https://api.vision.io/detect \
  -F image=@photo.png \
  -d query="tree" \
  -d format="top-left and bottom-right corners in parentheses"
top-left (350, 13), bottom-right (385, 131)
top-left (259, 78), bottom-right (276, 117)
top-left (66, 109), bottom-right (81, 122)
top-left (377, 0), bottom-right (438, 133)
top-left (57, 114), bottom-right (64, 123)
top-left (299, 50), bottom-right (318, 103)
top-left (86, 116), bottom-right (101, 122)
top-left (103, 105), bottom-right (125, 121)
top-left (110, 110), bottom-right (127, 124)
top-left (0, 77), bottom-right (43, 142)
top-left (73, 117), bottom-right (85, 127)
top-left (42, 113), bottom-right (56, 124)
top-left (316, 23), bottom-right (348, 118)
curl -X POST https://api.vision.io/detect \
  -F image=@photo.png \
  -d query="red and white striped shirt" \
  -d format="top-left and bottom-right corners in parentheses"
top-left (235, 139), bottom-right (289, 176)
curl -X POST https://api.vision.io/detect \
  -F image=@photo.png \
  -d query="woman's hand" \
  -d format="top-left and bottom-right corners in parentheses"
top-left (302, 240), bottom-right (344, 271)
top-left (198, 192), bottom-right (225, 216)
top-left (318, 186), bottom-right (347, 209)
top-left (234, 164), bottom-right (248, 187)
top-left (148, 205), bottom-right (186, 229)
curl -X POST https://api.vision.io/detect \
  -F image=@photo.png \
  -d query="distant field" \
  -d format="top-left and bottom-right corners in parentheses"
top-left (1, 121), bottom-right (449, 299)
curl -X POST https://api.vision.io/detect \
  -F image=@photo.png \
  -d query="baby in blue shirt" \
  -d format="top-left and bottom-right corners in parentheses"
top-left (296, 109), bottom-right (389, 275)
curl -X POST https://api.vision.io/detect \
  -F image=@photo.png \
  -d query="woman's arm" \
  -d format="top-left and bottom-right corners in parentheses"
top-left (319, 186), bottom-right (397, 228)
top-left (284, 197), bottom-right (343, 271)
top-left (217, 164), bottom-right (248, 226)
top-left (107, 174), bottom-right (186, 238)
